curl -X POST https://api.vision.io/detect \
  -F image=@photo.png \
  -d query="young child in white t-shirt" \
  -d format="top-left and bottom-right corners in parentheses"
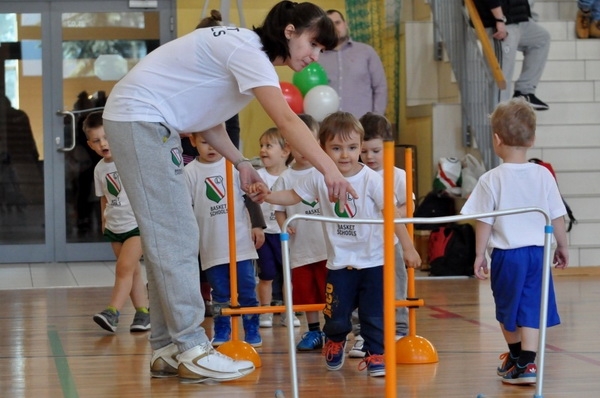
top-left (272, 114), bottom-right (328, 351)
top-left (461, 98), bottom-right (568, 385)
top-left (249, 111), bottom-right (421, 377)
top-left (345, 112), bottom-right (420, 357)
top-left (184, 132), bottom-right (265, 348)
top-left (255, 127), bottom-right (299, 328)
top-left (85, 112), bottom-right (150, 333)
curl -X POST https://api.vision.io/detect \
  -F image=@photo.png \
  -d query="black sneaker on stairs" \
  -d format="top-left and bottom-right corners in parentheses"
top-left (513, 91), bottom-right (549, 111)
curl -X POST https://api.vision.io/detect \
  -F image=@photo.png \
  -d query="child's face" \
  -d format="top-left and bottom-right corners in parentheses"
top-left (259, 137), bottom-right (289, 169)
top-left (86, 126), bottom-right (111, 160)
top-left (360, 138), bottom-right (384, 171)
top-left (190, 133), bottom-right (222, 163)
top-left (323, 130), bottom-right (362, 177)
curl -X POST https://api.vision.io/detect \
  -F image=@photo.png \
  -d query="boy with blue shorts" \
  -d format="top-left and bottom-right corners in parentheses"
top-left (461, 98), bottom-right (569, 385)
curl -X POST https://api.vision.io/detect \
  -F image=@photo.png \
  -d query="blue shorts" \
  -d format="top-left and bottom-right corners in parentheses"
top-left (490, 246), bottom-right (560, 332)
top-left (256, 233), bottom-right (282, 281)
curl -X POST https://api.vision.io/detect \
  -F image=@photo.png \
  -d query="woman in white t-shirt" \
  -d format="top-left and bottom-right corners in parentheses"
top-left (102, 1), bottom-right (356, 384)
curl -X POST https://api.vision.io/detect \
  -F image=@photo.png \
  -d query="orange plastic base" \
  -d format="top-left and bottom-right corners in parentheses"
top-left (217, 340), bottom-right (262, 368)
top-left (395, 335), bottom-right (439, 364)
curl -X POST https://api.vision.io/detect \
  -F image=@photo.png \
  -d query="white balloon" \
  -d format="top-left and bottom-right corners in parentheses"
top-left (303, 85), bottom-right (340, 122)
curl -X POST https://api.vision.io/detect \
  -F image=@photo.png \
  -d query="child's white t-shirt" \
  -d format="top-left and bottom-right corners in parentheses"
top-left (94, 159), bottom-right (138, 234)
top-left (184, 157), bottom-right (257, 270)
top-left (293, 165), bottom-right (398, 270)
top-left (257, 167), bottom-right (284, 234)
top-left (103, 27), bottom-right (279, 133)
top-left (461, 162), bottom-right (566, 249)
top-left (375, 167), bottom-right (412, 206)
top-left (272, 167), bottom-right (327, 268)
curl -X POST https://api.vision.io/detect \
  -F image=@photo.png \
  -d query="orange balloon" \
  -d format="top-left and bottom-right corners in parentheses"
top-left (280, 81), bottom-right (304, 114)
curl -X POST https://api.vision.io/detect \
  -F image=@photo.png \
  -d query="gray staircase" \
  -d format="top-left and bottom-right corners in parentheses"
top-left (405, 0), bottom-right (600, 266)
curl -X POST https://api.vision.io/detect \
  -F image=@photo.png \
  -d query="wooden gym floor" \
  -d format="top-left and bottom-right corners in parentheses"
top-left (0, 265), bottom-right (599, 397)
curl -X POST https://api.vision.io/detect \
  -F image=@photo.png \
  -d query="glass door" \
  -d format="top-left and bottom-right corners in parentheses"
top-left (0, 0), bottom-right (174, 263)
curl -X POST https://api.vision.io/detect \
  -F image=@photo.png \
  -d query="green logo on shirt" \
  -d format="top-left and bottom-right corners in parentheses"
top-left (334, 195), bottom-right (356, 218)
top-left (205, 176), bottom-right (225, 203)
top-left (105, 172), bottom-right (121, 197)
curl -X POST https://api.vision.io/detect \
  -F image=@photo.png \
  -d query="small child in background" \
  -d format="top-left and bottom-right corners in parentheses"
top-left (255, 127), bottom-right (299, 328)
top-left (249, 111), bottom-right (421, 377)
top-left (347, 112), bottom-right (421, 357)
top-left (272, 114), bottom-right (328, 351)
top-left (85, 111), bottom-right (150, 333)
top-left (184, 132), bottom-right (264, 348)
top-left (461, 98), bottom-right (568, 385)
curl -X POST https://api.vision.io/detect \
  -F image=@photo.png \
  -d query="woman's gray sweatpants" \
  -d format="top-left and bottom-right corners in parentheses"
top-left (104, 119), bottom-right (207, 352)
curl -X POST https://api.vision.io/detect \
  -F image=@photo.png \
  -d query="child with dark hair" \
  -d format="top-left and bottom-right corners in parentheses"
top-left (83, 112), bottom-right (150, 333)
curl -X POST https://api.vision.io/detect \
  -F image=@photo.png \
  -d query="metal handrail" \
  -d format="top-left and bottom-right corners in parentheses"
top-left (279, 207), bottom-right (554, 398)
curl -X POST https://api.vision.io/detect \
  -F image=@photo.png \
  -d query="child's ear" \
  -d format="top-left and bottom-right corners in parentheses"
top-left (493, 132), bottom-right (502, 146)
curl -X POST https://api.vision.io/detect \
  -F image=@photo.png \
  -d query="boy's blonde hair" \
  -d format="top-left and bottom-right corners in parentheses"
top-left (260, 126), bottom-right (293, 165)
top-left (359, 112), bottom-right (394, 142)
top-left (490, 97), bottom-right (536, 147)
top-left (319, 111), bottom-right (364, 147)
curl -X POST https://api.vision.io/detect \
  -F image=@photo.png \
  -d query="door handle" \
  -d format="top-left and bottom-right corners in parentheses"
top-left (56, 107), bottom-right (104, 152)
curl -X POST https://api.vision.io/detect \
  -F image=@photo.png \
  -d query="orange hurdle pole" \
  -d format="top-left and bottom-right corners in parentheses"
top-left (216, 160), bottom-right (261, 367)
top-left (395, 147), bottom-right (439, 364)
top-left (382, 140), bottom-right (397, 396)
top-left (219, 300), bottom-right (425, 316)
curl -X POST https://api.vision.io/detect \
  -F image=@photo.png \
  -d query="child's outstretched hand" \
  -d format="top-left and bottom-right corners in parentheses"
top-left (247, 182), bottom-right (271, 203)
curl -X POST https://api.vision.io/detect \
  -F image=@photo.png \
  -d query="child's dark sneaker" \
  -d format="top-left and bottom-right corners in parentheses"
top-left (502, 363), bottom-right (537, 385)
top-left (497, 352), bottom-right (517, 377)
top-left (130, 310), bottom-right (151, 332)
top-left (322, 339), bottom-right (346, 371)
top-left (296, 330), bottom-right (325, 351)
top-left (358, 354), bottom-right (385, 377)
top-left (93, 308), bottom-right (119, 332)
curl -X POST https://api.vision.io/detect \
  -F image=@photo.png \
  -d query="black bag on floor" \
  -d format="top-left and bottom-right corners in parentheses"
top-left (413, 190), bottom-right (456, 230)
top-left (428, 223), bottom-right (475, 276)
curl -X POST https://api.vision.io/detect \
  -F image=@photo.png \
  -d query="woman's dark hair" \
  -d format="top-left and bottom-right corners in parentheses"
top-left (196, 9), bottom-right (222, 29)
top-left (253, 1), bottom-right (336, 62)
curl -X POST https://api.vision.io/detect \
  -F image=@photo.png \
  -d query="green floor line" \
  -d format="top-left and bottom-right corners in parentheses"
top-left (48, 327), bottom-right (79, 398)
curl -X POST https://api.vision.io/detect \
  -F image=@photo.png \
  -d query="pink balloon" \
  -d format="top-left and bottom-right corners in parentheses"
top-left (280, 81), bottom-right (304, 114)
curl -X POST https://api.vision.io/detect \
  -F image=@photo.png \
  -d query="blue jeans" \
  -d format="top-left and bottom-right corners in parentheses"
top-left (205, 259), bottom-right (259, 309)
top-left (579, 0), bottom-right (600, 21)
top-left (323, 266), bottom-right (384, 355)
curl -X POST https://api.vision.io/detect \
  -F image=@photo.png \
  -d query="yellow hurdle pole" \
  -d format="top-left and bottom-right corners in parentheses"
top-left (383, 140), bottom-right (397, 397)
top-left (225, 160), bottom-right (240, 341)
top-left (405, 147), bottom-right (417, 337)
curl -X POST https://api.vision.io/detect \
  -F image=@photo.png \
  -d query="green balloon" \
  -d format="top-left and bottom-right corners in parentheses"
top-left (293, 62), bottom-right (329, 96)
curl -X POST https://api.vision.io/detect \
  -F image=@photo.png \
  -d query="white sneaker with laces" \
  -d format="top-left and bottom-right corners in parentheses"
top-left (150, 343), bottom-right (179, 378)
top-left (348, 335), bottom-right (366, 358)
top-left (280, 313), bottom-right (301, 327)
top-left (259, 313), bottom-right (273, 328)
top-left (177, 342), bottom-right (255, 383)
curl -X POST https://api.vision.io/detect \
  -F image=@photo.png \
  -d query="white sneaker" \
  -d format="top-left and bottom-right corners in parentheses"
top-left (150, 343), bottom-right (179, 378)
top-left (259, 313), bottom-right (273, 328)
top-left (177, 342), bottom-right (255, 383)
top-left (280, 313), bottom-right (301, 327)
top-left (348, 335), bottom-right (366, 358)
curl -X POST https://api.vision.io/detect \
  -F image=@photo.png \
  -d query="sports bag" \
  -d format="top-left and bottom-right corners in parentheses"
top-left (428, 223), bottom-right (475, 276)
